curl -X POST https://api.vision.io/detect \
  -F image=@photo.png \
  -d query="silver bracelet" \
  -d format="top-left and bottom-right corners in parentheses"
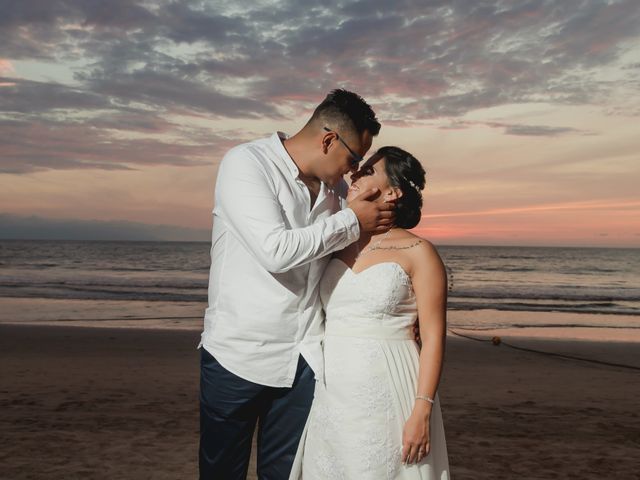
top-left (415, 395), bottom-right (435, 405)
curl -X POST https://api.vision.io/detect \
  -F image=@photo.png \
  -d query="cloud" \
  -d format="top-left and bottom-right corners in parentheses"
top-left (437, 120), bottom-right (587, 136)
top-left (0, 76), bottom-right (109, 113)
top-left (4, 0), bottom-right (639, 112)
top-left (0, 0), bottom-right (639, 173)
top-left (0, 59), bottom-right (17, 86)
top-left (81, 69), bottom-right (281, 118)
top-left (0, 118), bottom-right (239, 173)
top-left (0, 59), bottom-right (15, 74)
top-left (423, 199), bottom-right (640, 219)
top-left (501, 124), bottom-right (582, 136)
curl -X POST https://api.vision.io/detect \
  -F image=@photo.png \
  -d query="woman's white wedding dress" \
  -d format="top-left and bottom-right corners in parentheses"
top-left (290, 258), bottom-right (450, 479)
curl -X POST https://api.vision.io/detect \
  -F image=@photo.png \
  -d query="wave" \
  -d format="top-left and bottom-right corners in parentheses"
top-left (472, 266), bottom-right (536, 272)
top-left (0, 280), bottom-right (206, 289)
top-left (3, 282), bottom-right (637, 302)
top-left (570, 267), bottom-right (620, 274)
top-left (450, 323), bottom-right (640, 330)
top-left (1, 242), bottom-right (638, 317)
top-left (2, 289), bottom-right (639, 315)
top-left (449, 290), bottom-right (640, 302)
top-left (0, 288), bottom-right (207, 303)
top-left (447, 301), bottom-right (640, 316)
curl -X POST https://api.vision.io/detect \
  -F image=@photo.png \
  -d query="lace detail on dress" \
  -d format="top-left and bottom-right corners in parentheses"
top-left (314, 451), bottom-right (347, 480)
top-left (383, 265), bottom-right (415, 313)
top-left (307, 396), bottom-right (348, 478)
top-left (351, 339), bottom-right (399, 479)
top-left (334, 263), bottom-right (415, 322)
top-left (309, 399), bottom-right (345, 437)
top-left (292, 258), bottom-right (450, 479)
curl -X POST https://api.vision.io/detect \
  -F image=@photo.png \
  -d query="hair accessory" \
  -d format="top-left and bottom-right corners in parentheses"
top-left (408, 179), bottom-right (422, 193)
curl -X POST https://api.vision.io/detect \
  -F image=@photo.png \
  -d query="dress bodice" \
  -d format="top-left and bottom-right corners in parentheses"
top-left (320, 258), bottom-right (417, 331)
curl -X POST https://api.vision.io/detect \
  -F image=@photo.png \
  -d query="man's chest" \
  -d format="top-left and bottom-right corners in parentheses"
top-left (275, 178), bottom-right (343, 227)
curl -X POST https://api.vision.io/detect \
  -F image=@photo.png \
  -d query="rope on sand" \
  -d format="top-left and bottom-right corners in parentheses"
top-left (448, 329), bottom-right (640, 372)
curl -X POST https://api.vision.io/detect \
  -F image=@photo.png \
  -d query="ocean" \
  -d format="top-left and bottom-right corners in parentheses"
top-left (1, 240), bottom-right (639, 327)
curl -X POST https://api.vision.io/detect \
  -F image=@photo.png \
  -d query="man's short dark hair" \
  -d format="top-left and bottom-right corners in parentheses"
top-left (309, 89), bottom-right (381, 137)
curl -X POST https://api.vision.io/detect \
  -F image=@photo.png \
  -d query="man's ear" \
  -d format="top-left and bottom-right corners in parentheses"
top-left (321, 131), bottom-right (335, 154)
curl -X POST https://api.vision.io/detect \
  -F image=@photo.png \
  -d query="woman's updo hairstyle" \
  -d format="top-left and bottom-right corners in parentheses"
top-left (377, 146), bottom-right (426, 229)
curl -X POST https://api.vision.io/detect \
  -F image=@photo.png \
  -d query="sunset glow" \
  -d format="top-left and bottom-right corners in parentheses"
top-left (1, 1), bottom-right (639, 247)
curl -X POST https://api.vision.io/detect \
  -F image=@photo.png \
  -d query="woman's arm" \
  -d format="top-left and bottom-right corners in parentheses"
top-left (401, 240), bottom-right (448, 464)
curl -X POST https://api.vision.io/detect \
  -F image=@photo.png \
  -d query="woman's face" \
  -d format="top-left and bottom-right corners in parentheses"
top-left (347, 155), bottom-right (397, 202)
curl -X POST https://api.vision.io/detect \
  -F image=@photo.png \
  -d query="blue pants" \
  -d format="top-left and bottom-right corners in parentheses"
top-left (199, 348), bottom-right (315, 480)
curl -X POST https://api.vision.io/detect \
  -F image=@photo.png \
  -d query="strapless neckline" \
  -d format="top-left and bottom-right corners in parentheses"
top-left (331, 257), bottom-right (411, 283)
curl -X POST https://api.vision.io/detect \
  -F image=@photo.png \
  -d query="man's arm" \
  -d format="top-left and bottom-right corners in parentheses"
top-left (214, 148), bottom-right (360, 274)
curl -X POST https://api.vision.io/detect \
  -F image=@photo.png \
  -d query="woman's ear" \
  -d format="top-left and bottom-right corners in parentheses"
top-left (386, 187), bottom-right (403, 201)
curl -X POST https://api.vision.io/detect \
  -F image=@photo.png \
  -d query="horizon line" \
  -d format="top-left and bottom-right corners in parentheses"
top-left (1, 237), bottom-right (637, 249)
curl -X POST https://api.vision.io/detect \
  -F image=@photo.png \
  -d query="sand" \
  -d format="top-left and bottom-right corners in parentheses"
top-left (1, 324), bottom-right (639, 480)
top-left (2, 297), bottom-right (639, 343)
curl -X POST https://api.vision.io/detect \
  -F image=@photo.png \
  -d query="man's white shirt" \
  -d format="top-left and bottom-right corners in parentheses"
top-left (199, 132), bottom-right (360, 387)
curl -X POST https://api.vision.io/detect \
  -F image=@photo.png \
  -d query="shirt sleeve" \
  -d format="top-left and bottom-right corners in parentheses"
top-left (213, 146), bottom-right (360, 274)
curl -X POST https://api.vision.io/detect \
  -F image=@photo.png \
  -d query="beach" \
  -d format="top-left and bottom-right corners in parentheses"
top-left (2, 320), bottom-right (639, 480)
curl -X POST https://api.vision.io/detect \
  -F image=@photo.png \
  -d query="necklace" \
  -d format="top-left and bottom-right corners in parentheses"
top-left (355, 229), bottom-right (392, 259)
top-left (355, 229), bottom-right (424, 260)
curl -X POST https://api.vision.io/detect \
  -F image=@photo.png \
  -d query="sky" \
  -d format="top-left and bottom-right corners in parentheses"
top-left (1, 0), bottom-right (639, 247)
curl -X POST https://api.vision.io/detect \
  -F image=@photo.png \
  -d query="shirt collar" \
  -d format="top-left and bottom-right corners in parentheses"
top-left (271, 131), bottom-right (300, 179)
top-left (271, 132), bottom-right (333, 195)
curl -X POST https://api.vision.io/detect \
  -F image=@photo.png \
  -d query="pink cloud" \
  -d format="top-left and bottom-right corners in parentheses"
top-left (0, 59), bottom-right (17, 86)
top-left (413, 199), bottom-right (640, 247)
top-left (0, 59), bottom-right (15, 74)
top-left (422, 200), bottom-right (640, 219)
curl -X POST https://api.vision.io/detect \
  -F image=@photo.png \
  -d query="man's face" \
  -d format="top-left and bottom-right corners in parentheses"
top-left (323, 129), bottom-right (373, 186)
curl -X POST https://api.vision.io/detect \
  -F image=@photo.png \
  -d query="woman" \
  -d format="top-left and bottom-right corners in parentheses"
top-left (290, 146), bottom-right (450, 479)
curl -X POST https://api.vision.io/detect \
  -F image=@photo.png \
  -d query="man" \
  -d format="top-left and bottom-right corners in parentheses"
top-left (199, 89), bottom-right (393, 479)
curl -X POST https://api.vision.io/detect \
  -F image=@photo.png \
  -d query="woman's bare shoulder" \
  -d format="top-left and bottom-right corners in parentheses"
top-left (394, 232), bottom-right (443, 277)
top-left (394, 230), bottom-right (438, 255)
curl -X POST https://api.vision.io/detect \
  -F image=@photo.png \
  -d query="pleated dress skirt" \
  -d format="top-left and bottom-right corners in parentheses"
top-left (290, 323), bottom-right (450, 480)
